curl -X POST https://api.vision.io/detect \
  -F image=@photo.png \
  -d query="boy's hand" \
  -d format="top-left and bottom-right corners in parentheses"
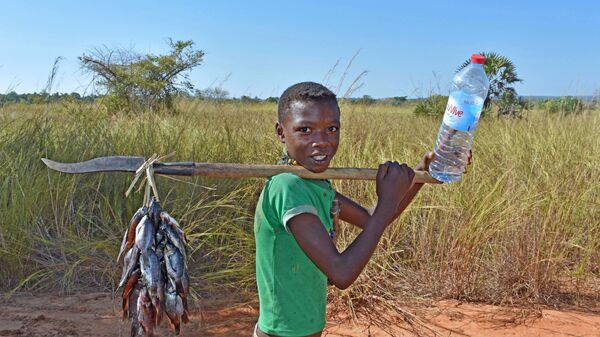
top-left (464, 150), bottom-right (473, 174)
top-left (415, 150), bottom-right (472, 175)
top-left (375, 161), bottom-right (414, 224)
top-left (415, 152), bottom-right (435, 172)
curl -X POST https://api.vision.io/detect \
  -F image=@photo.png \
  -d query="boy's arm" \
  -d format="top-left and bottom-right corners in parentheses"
top-left (337, 152), bottom-right (439, 229)
top-left (288, 162), bottom-right (414, 290)
top-left (337, 192), bottom-right (370, 229)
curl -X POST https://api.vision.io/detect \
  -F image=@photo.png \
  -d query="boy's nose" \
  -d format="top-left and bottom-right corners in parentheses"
top-left (311, 133), bottom-right (328, 148)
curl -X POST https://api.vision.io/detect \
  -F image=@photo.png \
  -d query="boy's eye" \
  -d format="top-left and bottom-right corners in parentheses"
top-left (299, 127), bottom-right (310, 133)
top-left (329, 126), bottom-right (339, 132)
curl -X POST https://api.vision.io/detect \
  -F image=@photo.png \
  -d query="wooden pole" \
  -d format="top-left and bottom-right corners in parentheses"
top-left (153, 162), bottom-right (441, 184)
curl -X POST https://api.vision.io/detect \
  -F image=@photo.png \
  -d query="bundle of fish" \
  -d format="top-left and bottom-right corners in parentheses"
top-left (117, 197), bottom-right (190, 337)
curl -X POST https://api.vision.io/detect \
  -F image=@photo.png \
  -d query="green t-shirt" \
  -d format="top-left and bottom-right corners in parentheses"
top-left (254, 173), bottom-right (335, 336)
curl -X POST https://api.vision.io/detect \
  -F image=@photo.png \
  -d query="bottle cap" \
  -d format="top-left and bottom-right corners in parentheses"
top-left (470, 54), bottom-right (486, 64)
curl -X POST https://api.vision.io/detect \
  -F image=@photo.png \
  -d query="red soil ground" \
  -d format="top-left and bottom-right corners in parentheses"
top-left (1, 292), bottom-right (599, 336)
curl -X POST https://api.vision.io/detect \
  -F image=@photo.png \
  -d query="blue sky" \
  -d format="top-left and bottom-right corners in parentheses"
top-left (1, 0), bottom-right (599, 98)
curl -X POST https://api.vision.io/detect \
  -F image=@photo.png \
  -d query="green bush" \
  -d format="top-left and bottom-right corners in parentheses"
top-left (413, 95), bottom-right (448, 116)
top-left (543, 96), bottom-right (584, 115)
top-left (496, 92), bottom-right (529, 118)
top-left (380, 96), bottom-right (407, 106)
top-left (355, 95), bottom-right (377, 105)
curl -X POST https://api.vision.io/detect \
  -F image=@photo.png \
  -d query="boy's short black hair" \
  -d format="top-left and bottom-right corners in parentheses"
top-left (277, 82), bottom-right (338, 122)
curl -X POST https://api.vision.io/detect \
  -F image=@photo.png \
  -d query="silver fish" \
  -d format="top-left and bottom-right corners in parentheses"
top-left (140, 251), bottom-right (160, 293)
top-left (148, 197), bottom-right (162, 228)
top-left (160, 211), bottom-right (186, 243)
top-left (118, 245), bottom-right (140, 289)
top-left (117, 206), bottom-right (148, 263)
top-left (163, 220), bottom-right (187, 261)
top-left (165, 280), bottom-right (184, 335)
top-left (165, 242), bottom-right (184, 294)
top-left (155, 265), bottom-right (166, 326)
top-left (155, 225), bottom-right (167, 262)
top-left (135, 215), bottom-right (155, 254)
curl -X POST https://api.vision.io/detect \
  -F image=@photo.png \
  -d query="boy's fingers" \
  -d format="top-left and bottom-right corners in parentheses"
top-left (377, 162), bottom-right (390, 180)
top-left (416, 152), bottom-right (435, 171)
top-left (407, 164), bottom-right (415, 179)
top-left (387, 161), bottom-right (399, 176)
top-left (424, 152), bottom-right (435, 164)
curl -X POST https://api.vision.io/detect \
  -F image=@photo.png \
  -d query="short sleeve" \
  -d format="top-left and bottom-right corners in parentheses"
top-left (267, 174), bottom-right (318, 232)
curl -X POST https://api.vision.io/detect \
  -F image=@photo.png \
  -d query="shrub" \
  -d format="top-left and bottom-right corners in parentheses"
top-left (543, 96), bottom-right (584, 115)
top-left (496, 92), bottom-right (529, 118)
top-left (380, 96), bottom-right (407, 106)
top-left (413, 95), bottom-right (448, 116)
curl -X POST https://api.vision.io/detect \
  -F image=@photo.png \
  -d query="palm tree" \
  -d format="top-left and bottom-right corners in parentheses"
top-left (458, 52), bottom-right (522, 109)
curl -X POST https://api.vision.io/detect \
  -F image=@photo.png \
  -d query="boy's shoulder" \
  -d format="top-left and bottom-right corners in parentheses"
top-left (268, 173), bottom-right (331, 193)
top-left (267, 172), bottom-right (307, 191)
top-left (270, 172), bottom-right (304, 184)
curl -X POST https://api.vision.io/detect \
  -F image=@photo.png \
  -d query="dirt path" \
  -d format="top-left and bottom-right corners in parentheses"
top-left (1, 292), bottom-right (599, 336)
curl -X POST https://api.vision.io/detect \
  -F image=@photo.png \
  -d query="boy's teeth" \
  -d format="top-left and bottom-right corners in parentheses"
top-left (313, 155), bottom-right (326, 161)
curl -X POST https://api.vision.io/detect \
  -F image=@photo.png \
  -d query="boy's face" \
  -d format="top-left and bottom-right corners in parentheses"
top-left (276, 99), bottom-right (340, 173)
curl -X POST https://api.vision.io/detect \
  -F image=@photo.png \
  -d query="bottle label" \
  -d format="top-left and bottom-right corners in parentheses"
top-left (442, 91), bottom-right (484, 132)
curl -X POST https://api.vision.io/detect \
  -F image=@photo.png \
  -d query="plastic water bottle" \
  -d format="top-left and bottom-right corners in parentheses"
top-left (429, 54), bottom-right (490, 183)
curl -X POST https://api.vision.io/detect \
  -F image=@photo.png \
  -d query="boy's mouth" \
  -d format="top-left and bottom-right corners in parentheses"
top-left (310, 154), bottom-right (328, 163)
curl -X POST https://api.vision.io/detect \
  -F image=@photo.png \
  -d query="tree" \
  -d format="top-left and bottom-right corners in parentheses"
top-left (79, 39), bottom-right (204, 111)
top-left (195, 87), bottom-right (230, 101)
top-left (387, 96), bottom-right (407, 106)
top-left (496, 91), bottom-right (529, 118)
top-left (356, 94), bottom-right (376, 105)
top-left (458, 52), bottom-right (522, 110)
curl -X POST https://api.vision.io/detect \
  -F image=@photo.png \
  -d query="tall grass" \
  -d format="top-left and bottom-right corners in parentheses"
top-left (1, 100), bottom-right (598, 313)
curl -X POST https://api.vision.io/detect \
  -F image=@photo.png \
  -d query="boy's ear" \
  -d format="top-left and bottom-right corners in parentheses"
top-left (275, 122), bottom-right (285, 143)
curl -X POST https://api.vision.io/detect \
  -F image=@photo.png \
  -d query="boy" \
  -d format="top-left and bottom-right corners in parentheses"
top-left (254, 82), bottom-right (435, 337)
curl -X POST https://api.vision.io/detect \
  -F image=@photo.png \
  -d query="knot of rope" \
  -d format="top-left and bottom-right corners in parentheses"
top-left (125, 152), bottom-right (175, 206)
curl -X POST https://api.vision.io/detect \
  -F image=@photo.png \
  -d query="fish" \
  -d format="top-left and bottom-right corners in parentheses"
top-left (135, 215), bottom-right (155, 255)
top-left (148, 197), bottom-right (162, 228)
top-left (140, 251), bottom-right (160, 294)
top-left (160, 211), bottom-right (187, 243)
top-left (122, 269), bottom-right (141, 321)
top-left (118, 245), bottom-right (140, 289)
top-left (117, 206), bottom-right (148, 263)
top-left (117, 229), bottom-right (129, 264)
top-left (119, 201), bottom-right (190, 335)
top-left (154, 265), bottom-right (166, 326)
top-left (137, 287), bottom-right (156, 337)
top-left (155, 225), bottom-right (167, 262)
top-left (127, 206), bottom-right (148, 246)
top-left (165, 242), bottom-right (185, 294)
top-left (165, 280), bottom-right (184, 335)
top-left (181, 270), bottom-right (190, 323)
top-left (163, 220), bottom-right (187, 261)
top-left (128, 285), bottom-right (142, 337)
